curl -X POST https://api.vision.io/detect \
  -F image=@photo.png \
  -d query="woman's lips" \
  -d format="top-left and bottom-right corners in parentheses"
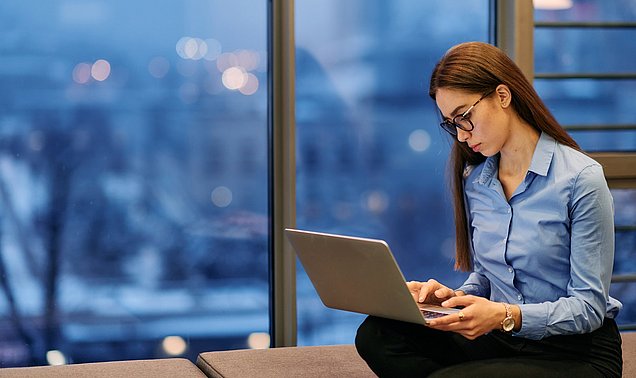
top-left (470, 143), bottom-right (481, 153)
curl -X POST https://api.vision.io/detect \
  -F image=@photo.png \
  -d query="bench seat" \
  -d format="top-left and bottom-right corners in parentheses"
top-left (1, 358), bottom-right (208, 378)
top-left (0, 332), bottom-right (634, 377)
top-left (197, 344), bottom-right (375, 378)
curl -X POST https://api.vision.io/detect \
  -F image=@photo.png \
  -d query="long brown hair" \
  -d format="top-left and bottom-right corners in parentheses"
top-left (428, 42), bottom-right (580, 272)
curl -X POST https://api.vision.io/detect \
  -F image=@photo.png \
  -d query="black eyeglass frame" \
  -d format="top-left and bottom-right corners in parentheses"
top-left (439, 89), bottom-right (496, 136)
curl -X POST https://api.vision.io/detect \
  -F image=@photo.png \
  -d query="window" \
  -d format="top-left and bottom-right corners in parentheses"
top-left (294, 0), bottom-right (492, 345)
top-left (534, 0), bottom-right (636, 330)
top-left (0, 1), bottom-right (269, 367)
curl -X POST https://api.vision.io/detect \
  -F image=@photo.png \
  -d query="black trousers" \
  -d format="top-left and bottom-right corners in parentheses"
top-left (355, 316), bottom-right (622, 378)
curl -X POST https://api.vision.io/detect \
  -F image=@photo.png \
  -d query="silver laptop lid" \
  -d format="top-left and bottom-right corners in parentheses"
top-left (285, 228), bottom-right (434, 325)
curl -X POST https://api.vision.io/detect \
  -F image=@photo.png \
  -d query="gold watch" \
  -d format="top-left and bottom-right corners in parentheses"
top-left (501, 303), bottom-right (515, 333)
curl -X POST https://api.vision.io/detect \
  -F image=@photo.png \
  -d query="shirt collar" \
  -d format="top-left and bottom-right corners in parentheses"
top-left (528, 132), bottom-right (555, 177)
top-left (475, 154), bottom-right (499, 186)
top-left (474, 132), bottom-right (555, 185)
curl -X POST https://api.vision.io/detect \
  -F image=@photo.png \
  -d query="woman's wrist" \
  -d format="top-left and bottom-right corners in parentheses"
top-left (511, 304), bottom-right (522, 332)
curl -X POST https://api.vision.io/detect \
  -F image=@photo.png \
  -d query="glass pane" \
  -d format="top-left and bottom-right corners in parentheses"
top-left (534, 0), bottom-right (636, 22)
top-left (610, 189), bottom-right (636, 327)
top-left (0, 1), bottom-right (268, 367)
top-left (535, 79), bottom-right (636, 151)
top-left (567, 130), bottom-right (636, 152)
top-left (535, 28), bottom-right (636, 74)
top-left (534, 2), bottom-right (636, 151)
top-left (295, 0), bottom-right (489, 345)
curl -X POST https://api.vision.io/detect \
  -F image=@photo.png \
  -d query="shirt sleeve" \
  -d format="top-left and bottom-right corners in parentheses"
top-left (516, 164), bottom-right (615, 340)
top-left (457, 262), bottom-right (491, 297)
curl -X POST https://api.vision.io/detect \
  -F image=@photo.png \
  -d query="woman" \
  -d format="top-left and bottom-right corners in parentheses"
top-left (355, 42), bottom-right (623, 377)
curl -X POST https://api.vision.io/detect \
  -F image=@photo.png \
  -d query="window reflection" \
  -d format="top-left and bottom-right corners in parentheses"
top-left (295, 0), bottom-right (489, 345)
top-left (0, 1), bottom-right (268, 367)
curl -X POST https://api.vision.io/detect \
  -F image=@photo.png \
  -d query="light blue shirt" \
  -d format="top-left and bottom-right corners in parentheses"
top-left (457, 132), bottom-right (622, 340)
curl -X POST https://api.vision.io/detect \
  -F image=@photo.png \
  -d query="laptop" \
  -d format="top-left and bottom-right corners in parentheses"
top-left (285, 228), bottom-right (459, 325)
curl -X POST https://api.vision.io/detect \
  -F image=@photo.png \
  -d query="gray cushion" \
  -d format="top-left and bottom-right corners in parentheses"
top-left (1, 358), bottom-right (207, 378)
top-left (197, 335), bottom-right (636, 378)
top-left (2, 333), bottom-right (632, 377)
top-left (197, 344), bottom-right (376, 378)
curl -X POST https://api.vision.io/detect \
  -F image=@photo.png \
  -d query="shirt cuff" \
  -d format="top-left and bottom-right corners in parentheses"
top-left (516, 303), bottom-right (548, 340)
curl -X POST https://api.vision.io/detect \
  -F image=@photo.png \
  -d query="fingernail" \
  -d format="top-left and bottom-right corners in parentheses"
top-left (441, 300), bottom-right (448, 306)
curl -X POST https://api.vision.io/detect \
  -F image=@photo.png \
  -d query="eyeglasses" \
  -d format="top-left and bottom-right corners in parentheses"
top-left (439, 89), bottom-right (495, 136)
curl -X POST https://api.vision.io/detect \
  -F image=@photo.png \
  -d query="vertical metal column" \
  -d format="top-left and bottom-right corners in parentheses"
top-left (496, 0), bottom-right (534, 81)
top-left (268, 0), bottom-right (297, 347)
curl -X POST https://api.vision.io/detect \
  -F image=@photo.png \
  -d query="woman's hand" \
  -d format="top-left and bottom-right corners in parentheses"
top-left (406, 279), bottom-right (458, 305)
top-left (426, 295), bottom-right (508, 340)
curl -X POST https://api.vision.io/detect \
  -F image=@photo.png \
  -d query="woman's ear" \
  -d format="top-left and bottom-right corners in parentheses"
top-left (496, 84), bottom-right (512, 108)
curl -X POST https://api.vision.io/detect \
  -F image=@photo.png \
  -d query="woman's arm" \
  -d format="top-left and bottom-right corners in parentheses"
top-left (516, 164), bottom-right (615, 339)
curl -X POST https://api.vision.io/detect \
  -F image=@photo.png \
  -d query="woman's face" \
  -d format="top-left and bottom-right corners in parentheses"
top-left (435, 87), bottom-right (509, 157)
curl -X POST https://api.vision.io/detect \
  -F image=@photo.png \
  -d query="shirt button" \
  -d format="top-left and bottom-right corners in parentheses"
top-left (506, 208), bottom-right (511, 214)
top-left (517, 294), bottom-right (523, 301)
top-left (508, 267), bottom-right (513, 273)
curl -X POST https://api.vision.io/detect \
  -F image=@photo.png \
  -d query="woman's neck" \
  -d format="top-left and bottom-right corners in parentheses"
top-left (498, 119), bottom-right (540, 177)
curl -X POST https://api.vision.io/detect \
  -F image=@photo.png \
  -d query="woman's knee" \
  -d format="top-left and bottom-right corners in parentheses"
top-left (355, 316), bottom-right (384, 358)
top-left (355, 316), bottom-right (420, 357)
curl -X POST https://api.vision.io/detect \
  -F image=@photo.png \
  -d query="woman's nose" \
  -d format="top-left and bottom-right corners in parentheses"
top-left (456, 128), bottom-right (470, 143)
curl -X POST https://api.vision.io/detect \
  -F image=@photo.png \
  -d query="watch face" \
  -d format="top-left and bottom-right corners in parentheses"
top-left (502, 317), bottom-right (515, 332)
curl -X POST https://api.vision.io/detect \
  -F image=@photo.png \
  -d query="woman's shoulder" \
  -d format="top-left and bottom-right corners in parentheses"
top-left (552, 143), bottom-right (609, 194)
top-left (553, 143), bottom-right (604, 177)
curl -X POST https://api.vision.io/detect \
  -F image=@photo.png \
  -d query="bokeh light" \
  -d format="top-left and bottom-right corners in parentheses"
top-left (408, 129), bottom-right (431, 152)
top-left (175, 36), bottom-right (190, 59)
top-left (148, 56), bottom-right (170, 78)
top-left (239, 73), bottom-right (259, 95)
top-left (162, 336), bottom-right (187, 356)
top-left (533, 0), bottom-right (573, 10)
top-left (216, 52), bottom-right (239, 72)
top-left (91, 59), bottom-right (111, 81)
top-left (46, 350), bottom-right (67, 366)
top-left (211, 186), bottom-right (233, 207)
top-left (72, 62), bottom-right (92, 84)
top-left (183, 38), bottom-right (199, 59)
top-left (177, 36), bottom-right (221, 61)
top-left (236, 49), bottom-right (260, 71)
top-left (363, 190), bottom-right (389, 214)
top-left (247, 332), bottom-right (270, 349)
top-left (222, 67), bottom-right (247, 90)
top-left (174, 37), bottom-right (260, 96)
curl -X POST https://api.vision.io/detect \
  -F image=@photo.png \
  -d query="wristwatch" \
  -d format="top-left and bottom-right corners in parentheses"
top-left (501, 303), bottom-right (515, 333)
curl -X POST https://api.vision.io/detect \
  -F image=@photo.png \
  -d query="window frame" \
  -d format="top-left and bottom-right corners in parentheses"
top-left (525, 2), bottom-right (636, 330)
top-left (271, 0), bottom-right (498, 347)
top-left (269, 0), bottom-right (297, 347)
top-left (271, 0), bottom-right (636, 344)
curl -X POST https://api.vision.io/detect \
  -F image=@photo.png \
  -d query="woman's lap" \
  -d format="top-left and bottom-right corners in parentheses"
top-left (355, 316), bottom-right (620, 377)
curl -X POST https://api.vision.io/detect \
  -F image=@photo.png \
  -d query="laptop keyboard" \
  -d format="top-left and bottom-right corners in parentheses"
top-left (420, 309), bottom-right (449, 319)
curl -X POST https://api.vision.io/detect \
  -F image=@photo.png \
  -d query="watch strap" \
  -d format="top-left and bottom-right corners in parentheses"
top-left (501, 302), bottom-right (513, 332)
